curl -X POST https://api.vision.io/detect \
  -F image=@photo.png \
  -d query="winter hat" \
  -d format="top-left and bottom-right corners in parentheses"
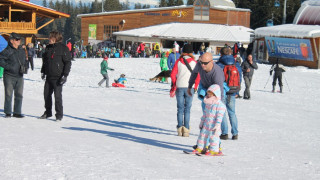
top-left (103, 56), bottom-right (108, 61)
top-left (120, 74), bottom-right (125, 78)
top-left (9, 32), bottom-right (21, 40)
top-left (183, 44), bottom-right (193, 53)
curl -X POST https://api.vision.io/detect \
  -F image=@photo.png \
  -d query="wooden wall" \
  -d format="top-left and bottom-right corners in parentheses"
top-left (80, 7), bottom-right (251, 45)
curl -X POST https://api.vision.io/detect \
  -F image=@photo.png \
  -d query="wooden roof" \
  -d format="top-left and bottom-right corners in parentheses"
top-left (0, 0), bottom-right (70, 18)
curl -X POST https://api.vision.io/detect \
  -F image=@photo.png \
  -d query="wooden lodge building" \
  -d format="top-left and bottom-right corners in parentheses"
top-left (254, 0), bottom-right (320, 69)
top-left (77, 0), bottom-right (251, 52)
top-left (0, 0), bottom-right (69, 45)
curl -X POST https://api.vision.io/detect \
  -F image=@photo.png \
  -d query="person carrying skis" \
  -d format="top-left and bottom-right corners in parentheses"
top-left (98, 55), bottom-right (114, 87)
top-left (192, 84), bottom-right (226, 156)
top-left (270, 58), bottom-right (286, 93)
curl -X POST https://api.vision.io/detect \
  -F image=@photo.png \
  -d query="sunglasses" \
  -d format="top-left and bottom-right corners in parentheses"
top-left (199, 60), bottom-right (212, 65)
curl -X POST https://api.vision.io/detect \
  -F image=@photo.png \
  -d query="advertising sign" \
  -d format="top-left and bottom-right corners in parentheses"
top-left (88, 24), bottom-right (97, 40)
top-left (265, 37), bottom-right (313, 61)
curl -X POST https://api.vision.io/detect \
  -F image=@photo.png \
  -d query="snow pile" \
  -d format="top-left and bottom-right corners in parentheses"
top-left (0, 57), bottom-right (320, 179)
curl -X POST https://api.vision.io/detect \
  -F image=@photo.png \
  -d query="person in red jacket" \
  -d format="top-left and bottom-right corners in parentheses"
top-left (138, 43), bottom-right (145, 57)
top-left (170, 44), bottom-right (200, 137)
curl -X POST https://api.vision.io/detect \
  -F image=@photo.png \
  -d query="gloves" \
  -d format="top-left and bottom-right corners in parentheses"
top-left (269, 71), bottom-right (272, 76)
top-left (59, 76), bottom-right (67, 85)
top-left (41, 73), bottom-right (46, 80)
top-left (199, 122), bottom-right (204, 129)
top-left (170, 86), bottom-right (176, 98)
top-left (110, 68), bottom-right (114, 71)
top-left (212, 124), bottom-right (221, 135)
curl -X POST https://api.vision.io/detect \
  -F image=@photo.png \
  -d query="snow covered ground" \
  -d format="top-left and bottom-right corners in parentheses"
top-left (1, 57), bottom-right (320, 179)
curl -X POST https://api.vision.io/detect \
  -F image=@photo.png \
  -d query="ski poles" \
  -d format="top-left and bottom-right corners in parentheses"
top-left (264, 74), bottom-right (272, 89)
top-left (283, 74), bottom-right (291, 92)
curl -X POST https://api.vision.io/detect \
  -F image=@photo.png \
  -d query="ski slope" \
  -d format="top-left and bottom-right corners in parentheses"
top-left (1, 57), bottom-right (320, 179)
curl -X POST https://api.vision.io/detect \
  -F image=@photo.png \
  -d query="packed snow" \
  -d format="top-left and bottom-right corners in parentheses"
top-left (1, 57), bottom-right (320, 179)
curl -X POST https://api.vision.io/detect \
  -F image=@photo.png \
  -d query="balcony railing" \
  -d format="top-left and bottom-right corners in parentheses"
top-left (0, 22), bottom-right (36, 30)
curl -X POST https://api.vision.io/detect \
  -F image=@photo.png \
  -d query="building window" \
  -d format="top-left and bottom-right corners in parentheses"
top-left (104, 25), bottom-right (119, 40)
top-left (193, 0), bottom-right (210, 21)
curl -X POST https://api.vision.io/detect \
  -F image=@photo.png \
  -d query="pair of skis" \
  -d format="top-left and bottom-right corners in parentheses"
top-left (183, 150), bottom-right (224, 157)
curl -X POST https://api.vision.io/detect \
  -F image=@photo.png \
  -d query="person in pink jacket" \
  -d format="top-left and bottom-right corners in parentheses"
top-left (193, 84), bottom-right (226, 156)
top-left (170, 44), bottom-right (200, 137)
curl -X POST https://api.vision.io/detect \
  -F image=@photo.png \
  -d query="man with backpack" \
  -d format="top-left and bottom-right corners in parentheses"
top-left (216, 47), bottom-right (241, 140)
top-left (187, 52), bottom-right (225, 111)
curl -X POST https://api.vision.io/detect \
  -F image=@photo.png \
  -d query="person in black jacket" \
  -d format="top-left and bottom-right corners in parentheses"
top-left (0, 33), bottom-right (26, 118)
top-left (241, 54), bottom-right (258, 100)
top-left (270, 58), bottom-right (286, 93)
top-left (40, 31), bottom-right (72, 121)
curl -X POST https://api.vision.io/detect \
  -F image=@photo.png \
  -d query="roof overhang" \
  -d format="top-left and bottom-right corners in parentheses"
top-left (255, 24), bottom-right (320, 39)
top-left (114, 22), bottom-right (253, 44)
top-left (0, 0), bottom-right (70, 18)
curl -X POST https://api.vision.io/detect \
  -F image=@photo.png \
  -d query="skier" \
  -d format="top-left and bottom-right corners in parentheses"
top-left (270, 58), bottom-right (286, 93)
top-left (98, 55), bottom-right (114, 87)
top-left (192, 84), bottom-right (226, 156)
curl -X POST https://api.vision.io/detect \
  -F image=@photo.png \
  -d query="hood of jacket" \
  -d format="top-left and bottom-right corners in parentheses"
top-left (218, 55), bottom-right (235, 65)
top-left (203, 84), bottom-right (221, 105)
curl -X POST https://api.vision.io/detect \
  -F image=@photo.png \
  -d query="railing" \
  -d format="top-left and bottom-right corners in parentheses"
top-left (0, 22), bottom-right (36, 30)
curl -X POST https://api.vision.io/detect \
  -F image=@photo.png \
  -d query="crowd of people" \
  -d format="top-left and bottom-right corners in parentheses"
top-left (64, 41), bottom-right (162, 59)
top-left (0, 32), bottom-right (288, 156)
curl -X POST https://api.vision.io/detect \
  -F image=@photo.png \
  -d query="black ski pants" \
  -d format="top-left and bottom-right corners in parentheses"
top-left (27, 56), bottom-right (34, 70)
top-left (272, 72), bottom-right (283, 87)
top-left (44, 79), bottom-right (63, 118)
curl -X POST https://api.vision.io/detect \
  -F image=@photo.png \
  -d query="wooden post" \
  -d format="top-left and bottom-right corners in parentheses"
top-left (9, 4), bottom-right (11, 22)
top-left (25, 36), bottom-right (32, 46)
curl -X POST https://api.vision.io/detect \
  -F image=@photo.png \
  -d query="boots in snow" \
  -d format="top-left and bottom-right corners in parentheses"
top-left (272, 86), bottom-right (275, 93)
top-left (177, 126), bottom-right (183, 136)
top-left (182, 126), bottom-right (189, 137)
top-left (280, 86), bottom-right (283, 93)
top-left (205, 150), bottom-right (223, 156)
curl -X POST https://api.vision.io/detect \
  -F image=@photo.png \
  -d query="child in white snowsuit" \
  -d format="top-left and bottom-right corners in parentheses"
top-left (193, 84), bottom-right (226, 156)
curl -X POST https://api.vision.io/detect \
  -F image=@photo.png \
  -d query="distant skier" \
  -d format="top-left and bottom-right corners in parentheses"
top-left (270, 58), bottom-right (286, 93)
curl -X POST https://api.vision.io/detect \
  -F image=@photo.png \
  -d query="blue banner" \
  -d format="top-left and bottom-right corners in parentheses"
top-left (265, 37), bottom-right (313, 61)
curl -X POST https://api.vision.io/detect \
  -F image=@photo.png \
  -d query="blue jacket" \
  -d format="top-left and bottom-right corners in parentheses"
top-left (167, 52), bottom-right (180, 70)
top-left (117, 77), bottom-right (127, 84)
top-left (0, 35), bottom-right (8, 53)
top-left (216, 55), bottom-right (242, 96)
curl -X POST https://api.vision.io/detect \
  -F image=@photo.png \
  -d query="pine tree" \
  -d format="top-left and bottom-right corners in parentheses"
top-left (43, 0), bottom-right (47, 7)
top-left (134, 3), bottom-right (142, 9)
top-left (104, 0), bottom-right (122, 12)
top-left (168, 0), bottom-right (175, 6)
top-left (159, 0), bottom-right (167, 7)
top-left (142, 4), bottom-right (150, 9)
top-left (186, 0), bottom-right (194, 5)
top-left (175, 0), bottom-right (184, 6)
top-left (122, 0), bottom-right (130, 10)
